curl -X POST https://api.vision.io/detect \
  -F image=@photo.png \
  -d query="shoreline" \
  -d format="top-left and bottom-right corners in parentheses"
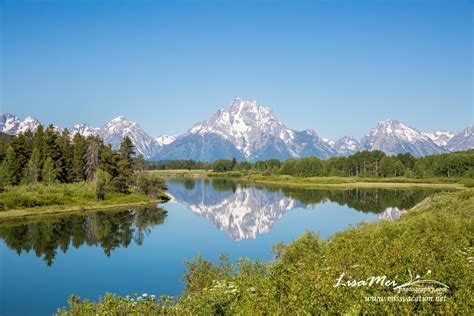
top-left (150, 170), bottom-right (467, 189)
top-left (252, 179), bottom-right (464, 189)
top-left (0, 198), bottom-right (168, 221)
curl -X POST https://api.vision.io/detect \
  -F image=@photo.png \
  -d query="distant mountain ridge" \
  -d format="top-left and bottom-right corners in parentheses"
top-left (157, 98), bottom-right (337, 161)
top-left (359, 119), bottom-right (445, 157)
top-left (1, 98), bottom-right (472, 160)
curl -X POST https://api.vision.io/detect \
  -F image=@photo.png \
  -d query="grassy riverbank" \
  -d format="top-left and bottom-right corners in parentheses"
top-left (0, 182), bottom-right (169, 220)
top-left (252, 175), bottom-right (467, 189)
top-left (149, 169), bottom-right (210, 177)
top-left (57, 188), bottom-right (474, 315)
top-left (149, 169), bottom-right (469, 189)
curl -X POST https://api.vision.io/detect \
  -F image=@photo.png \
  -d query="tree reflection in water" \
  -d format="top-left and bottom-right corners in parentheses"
top-left (0, 207), bottom-right (167, 266)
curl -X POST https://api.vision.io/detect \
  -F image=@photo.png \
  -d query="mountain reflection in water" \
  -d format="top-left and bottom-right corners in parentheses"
top-left (166, 178), bottom-right (441, 240)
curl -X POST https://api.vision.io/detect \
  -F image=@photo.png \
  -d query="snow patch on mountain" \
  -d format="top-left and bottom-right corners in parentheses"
top-left (156, 135), bottom-right (177, 147)
top-left (322, 137), bottom-right (335, 147)
top-left (423, 131), bottom-right (455, 147)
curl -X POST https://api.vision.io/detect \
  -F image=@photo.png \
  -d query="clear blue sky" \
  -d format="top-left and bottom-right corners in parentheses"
top-left (1, 0), bottom-right (472, 139)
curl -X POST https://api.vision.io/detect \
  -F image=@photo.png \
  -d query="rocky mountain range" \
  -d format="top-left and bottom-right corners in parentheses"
top-left (1, 98), bottom-right (472, 160)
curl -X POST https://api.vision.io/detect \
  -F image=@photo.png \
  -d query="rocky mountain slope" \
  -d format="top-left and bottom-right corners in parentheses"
top-left (359, 119), bottom-right (445, 157)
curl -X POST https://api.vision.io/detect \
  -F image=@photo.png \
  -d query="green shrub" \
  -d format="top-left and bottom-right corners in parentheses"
top-left (460, 179), bottom-right (474, 188)
top-left (135, 173), bottom-right (168, 199)
top-left (0, 182), bottom-right (157, 211)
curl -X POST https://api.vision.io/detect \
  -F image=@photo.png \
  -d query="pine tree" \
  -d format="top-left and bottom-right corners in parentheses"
top-left (57, 129), bottom-right (73, 183)
top-left (30, 125), bottom-right (45, 180)
top-left (0, 142), bottom-right (5, 162)
top-left (42, 157), bottom-right (57, 186)
top-left (120, 136), bottom-right (135, 166)
top-left (23, 147), bottom-right (41, 184)
top-left (42, 125), bottom-right (61, 162)
top-left (3, 146), bottom-right (18, 185)
top-left (72, 133), bottom-right (87, 181)
top-left (114, 137), bottom-right (135, 193)
top-left (10, 132), bottom-right (33, 180)
top-left (84, 138), bottom-right (100, 181)
top-left (32, 124), bottom-right (44, 162)
top-left (0, 161), bottom-right (6, 191)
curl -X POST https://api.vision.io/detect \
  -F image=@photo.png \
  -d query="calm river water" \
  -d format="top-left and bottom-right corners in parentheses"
top-left (0, 177), bottom-right (443, 315)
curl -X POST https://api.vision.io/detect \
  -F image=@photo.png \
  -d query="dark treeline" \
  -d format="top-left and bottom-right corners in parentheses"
top-left (149, 150), bottom-right (473, 178)
top-left (0, 125), bottom-right (164, 199)
top-left (0, 125), bottom-right (135, 191)
top-left (210, 150), bottom-right (474, 178)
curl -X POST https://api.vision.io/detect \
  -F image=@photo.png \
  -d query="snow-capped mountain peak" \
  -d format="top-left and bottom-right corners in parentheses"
top-left (0, 113), bottom-right (41, 135)
top-left (69, 124), bottom-right (100, 137)
top-left (333, 135), bottom-right (360, 156)
top-left (178, 98), bottom-right (336, 161)
top-left (102, 116), bottom-right (139, 131)
top-left (99, 116), bottom-right (159, 159)
top-left (374, 119), bottom-right (425, 142)
top-left (189, 98), bottom-right (292, 158)
top-left (447, 125), bottom-right (474, 151)
top-left (360, 119), bottom-right (444, 156)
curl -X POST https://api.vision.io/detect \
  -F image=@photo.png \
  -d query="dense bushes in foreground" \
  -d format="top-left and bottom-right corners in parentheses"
top-left (57, 189), bottom-right (474, 315)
